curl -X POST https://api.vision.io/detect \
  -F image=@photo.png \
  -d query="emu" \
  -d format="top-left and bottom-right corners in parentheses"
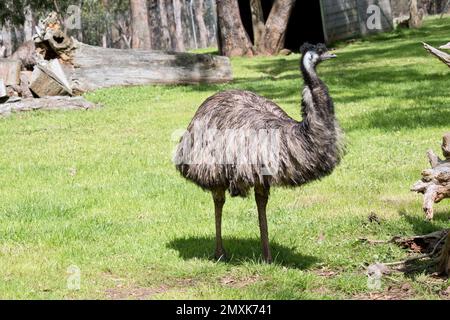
top-left (175, 43), bottom-right (344, 263)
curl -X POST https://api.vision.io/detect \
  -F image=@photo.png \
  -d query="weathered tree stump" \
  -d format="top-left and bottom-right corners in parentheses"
top-left (421, 43), bottom-right (450, 276)
top-left (18, 71), bottom-right (33, 98)
top-left (364, 228), bottom-right (450, 276)
top-left (411, 133), bottom-right (450, 220)
top-left (0, 59), bottom-right (21, 86)
top-left (29, 59), bottom-right (72, 97)
top-left (438, 231), bottom-right (450, 275)
top-left (33, 12), bottom-right (75, 62)
top-left (392, 229), bottom-right (449, 253)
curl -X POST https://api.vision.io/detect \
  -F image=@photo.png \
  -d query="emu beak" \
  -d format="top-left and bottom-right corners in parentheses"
top-left (321, 52), bottom-right (337, 60)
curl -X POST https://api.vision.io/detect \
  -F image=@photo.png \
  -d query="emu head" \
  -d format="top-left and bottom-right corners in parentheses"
top-left (300, 43), bottom-right (336, 68)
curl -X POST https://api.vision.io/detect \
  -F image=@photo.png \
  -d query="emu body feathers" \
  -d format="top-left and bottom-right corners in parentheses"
top-left (175, 77), bottom-right (343, 197)
top-left (174, 44), bottom-right (343, 262)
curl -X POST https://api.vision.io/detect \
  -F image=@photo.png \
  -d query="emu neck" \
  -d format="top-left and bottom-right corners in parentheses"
top-left (301, 56), bottom-right (321, 89)
top-left (291, 61), bottom-right (342, 183)
top-left (300, 58), bottom-right (335, 125)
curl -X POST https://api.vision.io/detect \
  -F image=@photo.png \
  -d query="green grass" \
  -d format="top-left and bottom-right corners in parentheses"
top-left (1, 17), bottom-right (450, 299)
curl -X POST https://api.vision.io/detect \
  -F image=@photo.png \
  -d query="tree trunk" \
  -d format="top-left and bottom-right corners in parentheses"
top-left (102, 33), bottom-right (107, 48)
top-left (158, 0), bottom-right (172, 50)
top-left (130, 0), bottom-right (151, 50)
top-left (2, 22), bottom-right (13, 57)
top-left (23, 5), bottom-right (34, 42)
top-left (257, 0), bottom-right (296, 55)
top-left (409, 0), bottom-right (423, 28)
top-left (12, 26), bottom-right (23, 50)
top-left (216, 0), bottom-right (254, 57)
top-left (172, 0), bottom-right (186, 51)
top-left (193, 0), bottom-right (208, 48)
top-left (166, 0), bottom-right (185, 51)
top-left (166, 0), bottom-right (176, 50)
top-left (147, 0), bottom-right (160, 50)
top-left (101, 0), bottom-right (111, 48)
top-left (182, 2), bottom-right (196, 49)
top-left (76, 0), bottom-right (84, 43)
top-left (206, 0), bottom-right (218, 47)
top-left (250, 0), bottom-right (265, 48)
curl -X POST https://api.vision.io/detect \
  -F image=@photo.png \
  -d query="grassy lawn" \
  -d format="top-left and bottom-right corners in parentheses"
top-left (1, 17), bottom-right (450, 300)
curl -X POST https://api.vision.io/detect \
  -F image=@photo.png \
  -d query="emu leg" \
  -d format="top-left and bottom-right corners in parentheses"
top-left (255, 185), bottom-right (272, 263)
top-left (212, 188), bottom-right (226, 260)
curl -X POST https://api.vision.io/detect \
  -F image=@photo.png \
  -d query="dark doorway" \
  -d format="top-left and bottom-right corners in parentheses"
top-left (238, 1), bottom-right (325, 52)
top-left (285, 1), bottom-right (325, 51)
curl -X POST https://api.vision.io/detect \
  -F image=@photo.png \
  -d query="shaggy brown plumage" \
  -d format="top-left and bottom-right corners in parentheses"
top-left (174, 43), bottom-right (344, 263)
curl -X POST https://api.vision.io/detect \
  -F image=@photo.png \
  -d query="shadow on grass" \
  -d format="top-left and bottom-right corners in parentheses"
top-left (177, 18), bottom-right (450, 133)
top-left (167, 236), bottom-right (319, 269)
top-left (346, 105), bottom-right (450, 131)
top-left (399, 209), bottom-right (450, 235)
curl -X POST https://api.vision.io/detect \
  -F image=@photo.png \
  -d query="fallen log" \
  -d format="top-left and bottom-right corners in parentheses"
top-left (69, 42), bottom-right (233, 93)
top-left (423, 42), bottom-right (450, 67)
top-left (411, 133), bottom-right (450, 220)
top-left (32, 12), bottom-right (232, 94)
top-left (0, 96), bottom-right (99, 116)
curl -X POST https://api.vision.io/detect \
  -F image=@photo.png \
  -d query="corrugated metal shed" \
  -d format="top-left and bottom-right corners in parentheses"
top-left (320, 0), bottom-right (393, 43)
